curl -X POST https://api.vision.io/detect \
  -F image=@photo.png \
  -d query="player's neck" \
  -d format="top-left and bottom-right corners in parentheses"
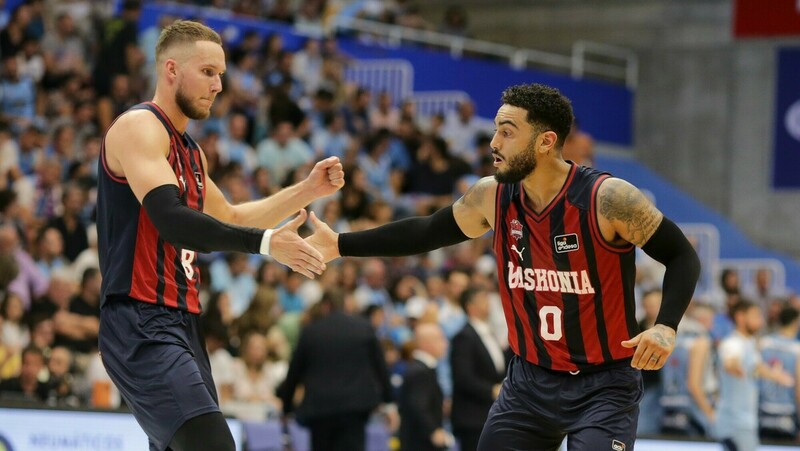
top-left (151, 94), bottom-right (189, 133)
top-left (520, 159), bottom-right (572, 214)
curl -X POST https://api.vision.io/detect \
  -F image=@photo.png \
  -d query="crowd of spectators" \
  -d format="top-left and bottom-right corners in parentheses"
top-left (0, 1), bottom-right (798, 449)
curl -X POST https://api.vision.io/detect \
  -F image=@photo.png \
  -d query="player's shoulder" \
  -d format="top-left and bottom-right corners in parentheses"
top-left (105, 109), bottom-right (170, 147)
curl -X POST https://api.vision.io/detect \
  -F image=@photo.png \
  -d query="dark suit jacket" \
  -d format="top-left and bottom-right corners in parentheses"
top-left (398, 358), bottom-right (444, 451)
top-left (277, 311), bottom-right (392, 422)
top-left (450, 323), bottom-right (506, 430)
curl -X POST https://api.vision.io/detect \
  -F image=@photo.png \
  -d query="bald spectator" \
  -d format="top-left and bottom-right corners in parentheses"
top-left (353, 258), bottom-right (391, 311)
top-left (440, 100), bottom-right (482, 165)
top-left (399, 323), bottom-right (451, 451)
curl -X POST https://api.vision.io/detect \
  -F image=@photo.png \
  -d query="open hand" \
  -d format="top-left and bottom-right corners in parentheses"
top-left (621, 324), bottom-right (676, 370)
top-left (303, 156), bottom-right (345, 199)
top-left (269, 209), bottom-right (326, 278)
top-left (305, 211), bottom-right (341, 263)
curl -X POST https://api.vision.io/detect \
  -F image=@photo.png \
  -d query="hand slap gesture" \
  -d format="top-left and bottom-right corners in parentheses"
top-left (269, 209), bottom-right (326, 278)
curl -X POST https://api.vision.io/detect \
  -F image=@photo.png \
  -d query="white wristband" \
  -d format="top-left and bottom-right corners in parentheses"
top-left (260, 229), bottom-right (275, 256)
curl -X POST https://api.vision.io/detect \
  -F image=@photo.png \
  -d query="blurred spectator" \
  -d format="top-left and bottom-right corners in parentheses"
top-left (278, 289), bottom-right (395, 451)
top-left (0, 54), bottom-right (37, 133)
top-left (638, 289), bottom-right (664, 435)
top-left (744, 267), bottom-right (787, 314)
top-left (757, 305), bottom-right (800, 440)
top-left (0, 311), bottom-right (21, 380)
top-left (1, 292), bottom-right (29, 352)
top-left (278, 269), bottom-right (306, 314)
top-left (210, 253), bottom-right (256, 318)
top-left (311, 110), bottom-right (352, 159)
top-left (660, 302), bottom-right (717, 437)
top-left (0, 4), bottom-right (31, 60)
top-left (439, 5), bottom-right (470, 37)
top-left (0, 345), bottom-right (48, 402)
top-left (717, 300), bottom-right (793, 451)
top-left (267, 0), bottom-right (295, 24)
top-left (256, 121), bottom-right (313, 185)
top-left (358, 128), bottom-right (396, 200)
top-left (0, 222), bottom-right (47, 308)
top-left (93, 0), bottom-right (142, 97)
top-left (53, 267), bottom-right (100, 354)
top-left (34, 226), bottom-right (68, 279)
top-left (440, 100), bottom-right (482, 165)
top-left (235, 285), bottom-right (280, 340)
top-left (231, 332), bottom-right (284, 408)
top-left (450, 287), bottom-right (506, 451)
top-left (46, 183), bottom-right (89, 262)
top-left (406, 135), bottom-right (470, 201)
top-left (369, 91), bottom-right (400, 132)
top-left (44, 345), bottom-right (79, 407)
top-left (28, 314), bottom-right (54, 356)
top-left (292, 38), bottom-right (323, 96)
top-left (204, 318), bottom-right (236, 404)
top-left (562, 121), bottom-right (595, 167)
top-left (218, 112), bottom-right (257, 174)
top-left (342, 86), bottom-right (371, 135)
top-left (399, 322), bottom-right (451, 451)
top-left (354, 258), bottom-right (391, 311)
top-left (41, 12), bottom-right (89, 84)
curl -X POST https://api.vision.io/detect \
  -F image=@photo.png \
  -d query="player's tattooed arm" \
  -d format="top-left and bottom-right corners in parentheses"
top-left (597, 177), bottom-right (663, 247)
top-left (453, 176), bottom-right (496, 237)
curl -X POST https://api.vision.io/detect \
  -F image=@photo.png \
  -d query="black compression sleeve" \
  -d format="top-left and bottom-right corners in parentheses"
top-left (641, 217), bottom-right (701, 331)
top-left (338, 205), bottom-right (471, 257)
top-left (142, 184), bottom-right (264, 254)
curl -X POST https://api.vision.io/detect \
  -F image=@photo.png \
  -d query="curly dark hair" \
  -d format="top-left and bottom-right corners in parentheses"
top-left (500, 83), bottom-right (574, 148)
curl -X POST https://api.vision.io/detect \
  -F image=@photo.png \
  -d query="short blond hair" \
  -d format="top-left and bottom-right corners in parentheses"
top-left (155, 19), bottom-right (222, 62)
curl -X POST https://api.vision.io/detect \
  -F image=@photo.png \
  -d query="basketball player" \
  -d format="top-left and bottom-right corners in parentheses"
top-left (96, 21), bottom-right (343, 451)
top-left (306, 83), bottom-right (701, 450)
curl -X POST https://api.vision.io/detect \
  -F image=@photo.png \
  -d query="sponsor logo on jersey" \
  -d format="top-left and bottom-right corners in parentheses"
top-left (554, 233), bottom-right (579, 253)
top-left (612, 440), bottom-right (626, 451)
top-left (194, 172), bottom-right (204, 189)
top-left (506, 262), bottom-right (595, 294)
top-left (510, 219), bottom-right (523, 241)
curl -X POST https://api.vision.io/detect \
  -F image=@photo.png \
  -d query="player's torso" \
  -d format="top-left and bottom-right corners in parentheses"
top-left (759, 335), bottom-right (800, 406)
top-left (493, 164), bottom-right (638, 372)
top-left (97, 102), bottom-right (206, 313)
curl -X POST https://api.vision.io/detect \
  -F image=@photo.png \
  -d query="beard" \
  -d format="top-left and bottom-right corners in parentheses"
top-left (175, 85), bottom-right (211, 120)
top-left (494, 139), bottom-right (537, 183)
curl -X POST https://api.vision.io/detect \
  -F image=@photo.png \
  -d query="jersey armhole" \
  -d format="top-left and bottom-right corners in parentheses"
top-left (492, 182), bottom-right (503, 250)
top-left (589, 175), bottom-right (635, 254)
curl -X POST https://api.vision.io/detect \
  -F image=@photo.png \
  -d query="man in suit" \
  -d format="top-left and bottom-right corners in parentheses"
top-left (450, 288), bottom-right (507, 451)
top-left (278, 289), bottom-right (396, 451)
top-left (399, 322), bottom-right (452, 451)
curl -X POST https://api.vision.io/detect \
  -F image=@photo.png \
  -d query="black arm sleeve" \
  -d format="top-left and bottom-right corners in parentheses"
top-left (142, 184), bottom-right (264, 254)
top-left (641, 217), bottom-right (701, 331)
top-left (338, 205), bottom-right (470, 257)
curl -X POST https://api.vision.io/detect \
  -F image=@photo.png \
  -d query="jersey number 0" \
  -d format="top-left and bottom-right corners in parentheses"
top-left (539, 306), bottom-right (563, 341)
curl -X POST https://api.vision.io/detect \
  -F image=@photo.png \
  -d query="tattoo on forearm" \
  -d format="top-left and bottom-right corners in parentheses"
top-left (598, 180), bottom-right (661, 247)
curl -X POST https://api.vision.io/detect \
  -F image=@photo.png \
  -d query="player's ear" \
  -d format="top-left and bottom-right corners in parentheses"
top-left (537, 130), bottom-right (558, 154)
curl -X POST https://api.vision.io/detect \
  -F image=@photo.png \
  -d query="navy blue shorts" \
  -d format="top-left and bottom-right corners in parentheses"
top-left (478, 355), bottom-right (643, 451)
top-left (99, 297), bottom-right (219, 451)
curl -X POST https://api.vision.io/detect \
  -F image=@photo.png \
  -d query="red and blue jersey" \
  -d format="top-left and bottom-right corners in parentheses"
top-left (493, 163), bottom-right (639, 371)
top-left (97, 102), bottom-right (206, 313)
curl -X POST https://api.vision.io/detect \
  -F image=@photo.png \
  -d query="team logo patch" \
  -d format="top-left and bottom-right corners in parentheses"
top-left (554, 233), bottom-right (579, 253)
top-left (510, 219), bottom-right (524, 241)
top-left (611, 440), bottom-right (625, 451)
top-left (194, 172), bottom-right (204, 189)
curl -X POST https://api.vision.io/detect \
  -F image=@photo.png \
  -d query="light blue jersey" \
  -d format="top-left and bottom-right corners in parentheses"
top-left (660, 331), bottom-right (714, 435)
top-left (759, 334), bottom-right (800, 436)
top-left (716, 331), bottom-right (761, 449)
